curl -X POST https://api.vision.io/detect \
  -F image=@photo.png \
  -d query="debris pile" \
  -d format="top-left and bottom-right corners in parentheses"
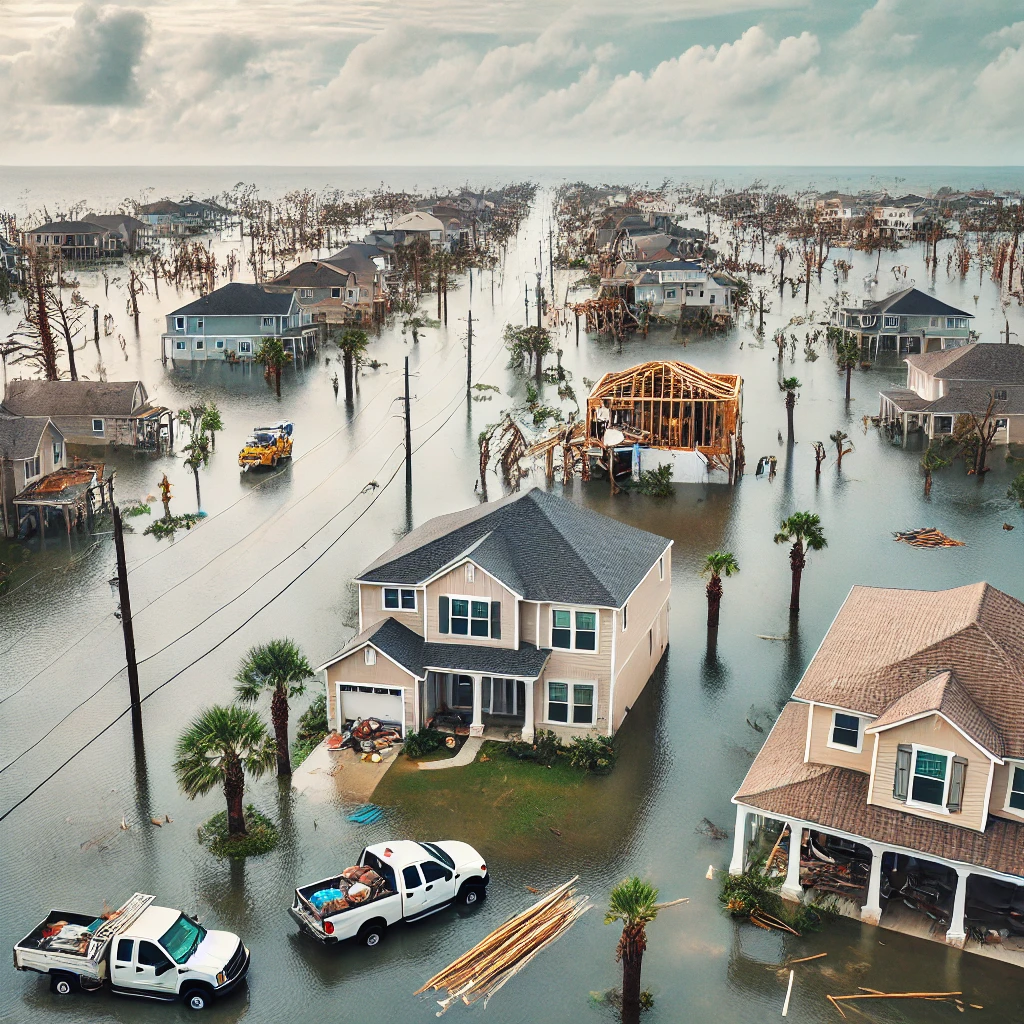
top-left (308, 865), bottom-right (391, 916)
top-left (416, 878), bottom-right (591, 1014)
top-left (893, 528), bottom-right (964, 548)
top-left (326, 717), bottom-right (402, 759)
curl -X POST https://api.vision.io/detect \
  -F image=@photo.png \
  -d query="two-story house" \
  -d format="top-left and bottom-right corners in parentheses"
top-left (324, 243), bottom-right (392, 321)
top-left (606, 259), bottom-right (735, 316)
top-left (161, 283), bottom-right (318, 362)
top-left (0, 414), bottom-right (66, 534)
top-left (879, 343), bottom-right (1024, 444)
top-left (392, 211), bottom-right (445, 247)
top-left (731, 583), bottom-right (1024, 952)
top-left (20, 220), bottom-right (125, 261)
top-left (833, 286), bottom-right (973, 355)
top-left (266, 261), bottom-right (366, 326)
top-left (317, 488), bottom-right (672, 743)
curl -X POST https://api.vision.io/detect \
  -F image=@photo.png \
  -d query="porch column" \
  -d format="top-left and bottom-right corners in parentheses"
top-left (781, 822), bottom-right (803, 902)
top-left (729, 805), bottom-right (749, 875)
top-left (861, 843), bottom-right (884, 925)
top-left (522, 678), bottom-right (535, 743)
top-left (945, 868), bottom-right (969, 945)
top-left (469, 675), bottom-right (484, 737)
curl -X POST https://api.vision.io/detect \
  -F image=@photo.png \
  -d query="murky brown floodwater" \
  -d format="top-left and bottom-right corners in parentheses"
top-left (2, 169), bottom-right (1024, 1024)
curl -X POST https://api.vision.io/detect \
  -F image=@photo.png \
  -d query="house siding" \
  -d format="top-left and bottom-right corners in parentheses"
top-left (869, 714), bottom-right (990, 832)
top-left (424, 564), bottom-right (517, 648)
top-left (614, 552), bottom-right (670, 676)
top-left (324, 652), bottom-right (416, 734)
top-left (358, 582), bottom-right (423, 635)
top-left (612, 601), bottom-right (668, 731)
top-left (806, 704), bottom-right (875, 773)
top-left (988, 760), bottom-right (1024, 822)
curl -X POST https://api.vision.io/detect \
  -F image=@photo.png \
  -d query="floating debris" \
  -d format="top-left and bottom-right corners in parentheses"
top-left (347, 805), bottom-right (383, 825)
top-left (894, 528), bottom-right (964, 548)
top-left (695, 817), bottom-right (729, 840)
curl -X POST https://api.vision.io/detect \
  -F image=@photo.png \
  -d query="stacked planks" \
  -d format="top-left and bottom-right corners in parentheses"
top-left (893, 528), bottom-right (965, 548)
top-left (416, 878), bottom-right (591, 1015)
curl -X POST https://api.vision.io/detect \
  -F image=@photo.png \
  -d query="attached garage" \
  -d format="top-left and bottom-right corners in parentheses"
top-left (335, 683), bottom-right (406, 736)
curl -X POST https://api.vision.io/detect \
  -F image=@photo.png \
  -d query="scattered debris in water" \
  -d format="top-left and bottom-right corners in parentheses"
top-left (893, 527), bottom-right (964, 548)
top-left (695, 817), bottom-right (729, 840)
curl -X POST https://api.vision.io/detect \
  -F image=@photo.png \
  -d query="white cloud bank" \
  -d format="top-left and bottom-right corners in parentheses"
top-left (0, 0), bottom-right (1022, 164)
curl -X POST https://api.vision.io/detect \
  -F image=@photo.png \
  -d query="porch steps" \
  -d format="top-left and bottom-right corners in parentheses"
top-left (418, 737), bottom-right (483, 771)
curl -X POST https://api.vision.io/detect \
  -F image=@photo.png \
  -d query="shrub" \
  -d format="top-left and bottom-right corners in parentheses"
top-left (634, 463), bottom-right (673, 497)
top-left (404, 727), bottom-right (447, 758)
top-left (504, 730), bottom-right (564, 767)
top-left (197, 806), bottom-right (279, 859)
top-left (292, 693), bottom-right (329, 767)
top-left (566, 735), bottom-right (617, 774)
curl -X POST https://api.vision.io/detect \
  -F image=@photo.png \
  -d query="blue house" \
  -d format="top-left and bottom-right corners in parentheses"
top-left (161, 283), bottom-right (319, 363)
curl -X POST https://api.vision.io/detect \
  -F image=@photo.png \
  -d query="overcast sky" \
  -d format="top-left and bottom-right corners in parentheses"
top-left (1, 0), bottom-right (1022, 166)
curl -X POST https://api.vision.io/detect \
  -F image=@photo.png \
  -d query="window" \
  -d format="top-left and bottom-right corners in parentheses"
top-left (136, 941), bottom-right (169, 968)
top-left (452, 676), bottom-right (473, 708)
top-left (658, 556), bottom-right (664, 581)
top-left (1009, 765), bottom-right (1024, 812)
top-left (238, 340), bottom-right (252, 354)
top-left (383, 587), bottom-right (416, 611)
top-left (331, 287), bottom-right (341, 298)
top-left (551, 608), bottom-right (598, 651)
top-left (648, 629), bottom-right (653, 656)
top-left (451, 598), bottom-right (489, 637)
top-left (364, 648), bottom-right (376, 666)
top-left (24, 454), bottom-right (40, 479)
top-left (829, 712), bottom-right (861, 750)
top-left (709, 294), bottom-right (715, 304)
top-left (546, 681), bottom-right (595, 725)
top-left (911, 749), bottom-right (948, 805)
top-left (195, 318), bottom-right (204, 330)
top-left (465, 563), bottom-right (475, 583)
top-left (52, 442), bottom-right (62, 464)
top-left (194, 339), bottom-right (204, 350)
top-left (665, 288), bottom-right (676, 299)
top-left (420, 861), bottom-right (450, 883)
top-left (174, 316), bottom-right (185, 331)
top-left (622, 604), bottom-right (628, 631)
top-left (402, 865), bottom-right (422, 889)
top-left (262, 316), bottom-right (275, 328)
top-left (299, 288), bottom-right (313, 298)
top-left (884, 315), bottom-right (899, 328)
top-left (175, 340), bottom-right (186, 351)
top-left (934, 416), bottom-right (953, 434)
top-left (92, 418), bottom-right (104, 435)
top-left (946, 317), bottom-right (969, 329)
top-left (115, 939), bottom-right (134, 962)
top-left (993, 389), bottom-right (1007, 401)
top-left (215, 339), bottom-right (225, 349)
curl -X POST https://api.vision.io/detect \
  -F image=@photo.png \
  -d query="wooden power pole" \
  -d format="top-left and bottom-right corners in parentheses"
top-left (404, 356), bottom-right (412, 489)
top-left (467, 310), bottom-right (473, 398)
top-left (112, 505), bottom-right (143, 736)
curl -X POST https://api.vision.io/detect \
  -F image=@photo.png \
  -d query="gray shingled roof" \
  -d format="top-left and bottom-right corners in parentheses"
top-left (3, 379), bottom-right (143, 417)
top-left (907, 343), bottom-right (1024, 384)
top-left (0, 415), bottom-right (54, 460)
top-left (25, 220), bottom-right (111, 235)
top-left (358, 488), bottom-right (670, 607)
top-left (268, 262), bottom-right (350, 289)
top-left (169, 283), bottom-right (294, 317)
top-left (845, 286), bottom-right (972, 319)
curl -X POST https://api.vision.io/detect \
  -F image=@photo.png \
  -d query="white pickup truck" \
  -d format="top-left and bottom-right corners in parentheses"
top-left (290, 840), bottom-right (489, 946)
top-left (13, 892), bottom-right (249, 1011)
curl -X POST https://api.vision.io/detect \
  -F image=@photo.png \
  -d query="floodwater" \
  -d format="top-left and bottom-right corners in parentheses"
top-left (2, 168), bottom-right (1024, 1024)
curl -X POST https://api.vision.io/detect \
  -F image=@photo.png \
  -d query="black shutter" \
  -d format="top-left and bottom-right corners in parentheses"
top-left (490, 601), bottom-right (501, 640)
top-left (438, 596), bottom-right (449, 634)
top-left (947, 756), bottom-right (968, 812)
top-left (893, 744), bottom-right (912, 801)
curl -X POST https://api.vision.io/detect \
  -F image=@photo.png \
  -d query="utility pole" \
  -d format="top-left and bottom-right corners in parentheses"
top-left (536, 272), bottom-right (542, 329)
top-left (524, 281), bottom-right (529, 326)
top-left (404, 355), bottom-right (412, 489)
top-left (466, 310), bottom-right (473, 397)
top-left (548, 221), bottom-right (554, 296)
top-left (112, 505), bottom-right (142, 737)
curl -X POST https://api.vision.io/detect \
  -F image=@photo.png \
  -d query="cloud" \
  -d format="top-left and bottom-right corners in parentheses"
top-left (22, 2), bottom-right (150, 106)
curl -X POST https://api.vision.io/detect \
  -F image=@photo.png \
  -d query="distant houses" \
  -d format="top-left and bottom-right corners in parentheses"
top-left (138, 198), bottom-right (232, 236)
top-left (832, 287), bottom-right (974, 355)
top-left (879, 343), bottom-right (1024, 444)
top-left (604, 259), bottom-right (738, 318)
top-left (161, 282), bottom-right (319, 362)
top-left (20, 220), bottom-right (127, 261)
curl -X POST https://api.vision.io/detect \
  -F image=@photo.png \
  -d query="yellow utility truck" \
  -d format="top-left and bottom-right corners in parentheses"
top-left (238, 422), bottom-right (294, 470)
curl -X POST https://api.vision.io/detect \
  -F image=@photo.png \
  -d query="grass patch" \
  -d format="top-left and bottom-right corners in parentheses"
top-left (197, 805), bottom-right (279, 859)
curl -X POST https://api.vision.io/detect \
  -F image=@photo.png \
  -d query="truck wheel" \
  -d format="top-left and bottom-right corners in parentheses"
top-left (50, 972), bottom-right (79, 995)
top-left (357, 922), bottom-right (386, 947)
top-left (182, 987), bottom-right (211, 1011)
top-left (271, 455), bottom-right (278, 468)
top-left (458, 882), bottom-right (486, 906)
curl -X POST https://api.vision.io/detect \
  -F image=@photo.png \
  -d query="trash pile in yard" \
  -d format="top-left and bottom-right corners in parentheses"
top-left (893, 527), bottom-right (965, 548)
top-left (416, 878), bottom-right (591, 1013)
top-left (325, 718), bottom-right (402, 760)
top-left (308, 865), bottom-right (391, 916)
top-left (801, 857), bottom-right (869, 899)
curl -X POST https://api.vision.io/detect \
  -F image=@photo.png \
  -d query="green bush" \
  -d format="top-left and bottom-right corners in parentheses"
top-left (404, 727), bottom-right (447, 758)
top-left (292, 693), bottom-right (328, 767)
top-left (566, 735), bottom-right (617, 774)
top-left (144, 513), bottom-right (203, 539)
top-left (504, 729), bottom-right (564, 766)
top-left (197, 806), bottom-right (279, 859)
top-left (634, 463), bottom-right (673, 497)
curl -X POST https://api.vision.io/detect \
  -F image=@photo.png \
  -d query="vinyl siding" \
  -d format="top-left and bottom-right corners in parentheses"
top-left (806, 704), bottom-right (874, 773)
top-left (613, 549), bottom-right (670, 676)
top-left (425, 562), bottom-right (516, 648)
top-left (869, 714), bottom-right (990, 832)
top-left (359, 582), bottom-right (423, 635)
top-left (988, 760), bottom-right (1024, 822)
top-left (324, 651), bottom-right (416, 733)
top-left (611, 601), bottom-right (668, 731)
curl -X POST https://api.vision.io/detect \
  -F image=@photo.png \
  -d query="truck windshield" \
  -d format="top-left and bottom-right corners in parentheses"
top-left (160, 915), bottom-right (207, 964)
top-left (418, 842), bottom-right (455, 868)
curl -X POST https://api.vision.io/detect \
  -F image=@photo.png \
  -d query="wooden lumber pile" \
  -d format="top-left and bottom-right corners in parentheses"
top-left (416, 878), bottom-right (591, 1015)
top-left (826, 990), bottom-right (967, 1018)
top-left (893, 527), bottom-right (965, 548)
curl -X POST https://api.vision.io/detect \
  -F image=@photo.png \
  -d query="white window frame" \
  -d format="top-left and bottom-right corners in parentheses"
top-left (544, 680), bottom-right (596, 727)
top-left (550, 607), bottom-right (599, 653)
top-left (1005, 762), bottom-right (1024, 815)
top-left (194, 339), bottom-right (204, 350)
top-left (827, 710), bottom-right (863, 753)
top-left (883, 315), bottom-right (898, 328)
top-left (175, 340), bottom-right (187, 351)
top-left (174, 316), bottom-right (185, 331)
top-left (906, 743), bottom-right (953, 812)
top-left (52, 441), bottom-right (62, 464)
top-left (92, 418), bottom-right (104, 435)
top-left (299, 288), bottom-right (313, 299)
top-left (448, 594), bottom-right (491, 638)
top-left (215, 339), bottom-right (225, 349)
top-left (331, 287), bottom-right (341, 298)
top-left (382, 586), bottom-right (417, 612)
top-left (364, 648), bottom-right (376, 666)
top-left (238, 340), bottom-right (253, 354)
top-left (262, 316), bottom-right (275, 328)
top-left (195, 318), bottom-right (204, 330)
top-left (465, 563), bottom-right (475, 583)
top-left (658, 556), bottom-right (664, 581)
top-left (24, 454), bottom-right (41, 480)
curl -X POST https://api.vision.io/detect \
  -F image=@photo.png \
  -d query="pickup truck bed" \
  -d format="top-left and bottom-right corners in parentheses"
top-left (15, 912), bottom-right (108, 983)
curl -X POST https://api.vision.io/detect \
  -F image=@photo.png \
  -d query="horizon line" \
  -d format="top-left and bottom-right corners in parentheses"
top-left (2, 163), bottom-right (1024, 171)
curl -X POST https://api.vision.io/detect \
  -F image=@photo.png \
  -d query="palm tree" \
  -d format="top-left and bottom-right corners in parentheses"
top-left (700, 551), bottom-right (739, 628)
top-left (779, 377), bottom-right (801, 441)
top-left (182, 429), bottom-right (210, 510)
top-left (256, 337), bottom-right (288, 397)
top-left (829, 429), bottom-right (854, 470)
top-left (235, 638), bottom-right (313, 777)
top-left (173, 705), bottom-right (276, 839)
top-left (605, 877), bottom-right (660, 1024)
top-left (921, 445), bottom-right (949, 496)
top-left (774, 511), bottom-right (827, 615)
top-left (811, 440), bottom-right (827, 479)
top-left (334, 328), bottom-right (369, 403)
top-left (201, 401), bottom-right (223, 451)
top-left (835, 338), bottom-right (859, 402)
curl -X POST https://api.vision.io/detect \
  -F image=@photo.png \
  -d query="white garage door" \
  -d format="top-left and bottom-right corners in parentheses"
top-left (337, 683), bottom-right (405, 735)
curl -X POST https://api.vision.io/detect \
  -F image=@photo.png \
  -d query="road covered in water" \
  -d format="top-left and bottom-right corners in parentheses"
top-left (2, 180), bottom-right (1024, 1024)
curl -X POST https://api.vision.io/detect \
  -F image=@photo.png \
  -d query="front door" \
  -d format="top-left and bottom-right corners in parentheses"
top-left (419, 860), bottom-right (457, 911)
top-left (109, 937), bottom-right (136, 989)
top-left (401, 864), bottom-right (430, 917)
top-left (130, 939), bottom-right (179, 997)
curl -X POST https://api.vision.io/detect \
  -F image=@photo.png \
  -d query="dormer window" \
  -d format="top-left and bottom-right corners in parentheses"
top-left (364, 648), bottom-right (376, 666)
top-left (383, 587), bottom-right (416, 611)
top-left (829, 711), bottom-right (861, 751)
top-left (1008, 765), bottom-right (1024, 812)
top-left (465, 564), bottom-right (475, 583)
